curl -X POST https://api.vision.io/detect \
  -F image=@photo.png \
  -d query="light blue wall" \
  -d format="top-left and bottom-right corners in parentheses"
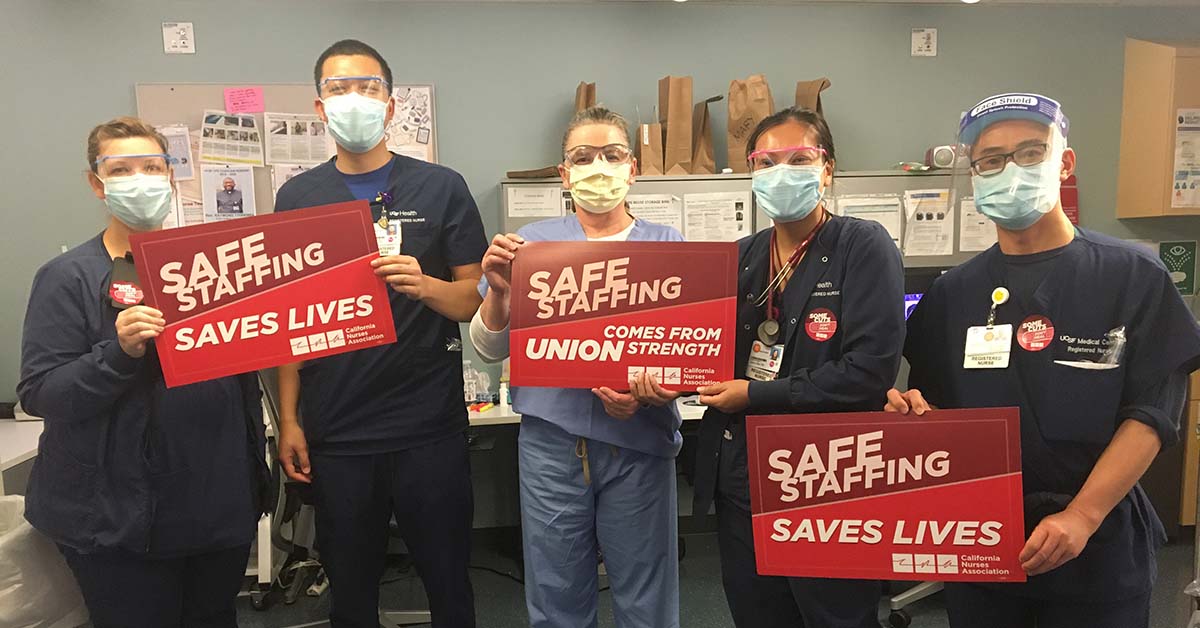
top-left (3, 0), bottom-right (1199, 400)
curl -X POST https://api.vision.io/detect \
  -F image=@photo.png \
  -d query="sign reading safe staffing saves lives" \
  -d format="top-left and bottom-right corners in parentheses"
top-left (510, 241), bottom-right (737, 391)
top-left (746, 408), bottom-right (1026, 582)
top-left (129, 201), bottom-right (397, 387)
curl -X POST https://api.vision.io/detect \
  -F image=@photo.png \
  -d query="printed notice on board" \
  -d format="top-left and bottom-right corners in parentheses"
top-left (627, 194), bottom-right (684, 234)
top-left (903, 189), bottom-right (954, 257)
top-left (199, 110), bottom-right (264, 166)
top-left (1173, 109), bottom-right (1200, 208)
top-left (837, 195), bottom-right (901, 247)
top-left (157, 125), bottom-right (195, 181)
top-left (507, 187), bottom-right (563, 218)
top-left (684, 191), bottom-right (751, 241)
top-left (265, 113), bottom-right (335, 165)
top-left (959, 197), bottom-right (997, 252)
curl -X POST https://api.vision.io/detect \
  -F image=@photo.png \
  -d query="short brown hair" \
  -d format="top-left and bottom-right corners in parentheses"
top-left (87, 117), bottom-right (168, 173)
top-left (562, 107), bottom-right (632, 157)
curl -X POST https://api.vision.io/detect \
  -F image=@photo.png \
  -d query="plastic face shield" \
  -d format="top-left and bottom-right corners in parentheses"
top-left (952, 93), bottom-right (1071, 212)
top-left (746, 146), bottom-right (827, 172)
top-left (318, 75), bottom-right (390, 101)
top-left (93, 153), bottom-right (172, 178)
top-left (564, 144), bottom-right (632, 167)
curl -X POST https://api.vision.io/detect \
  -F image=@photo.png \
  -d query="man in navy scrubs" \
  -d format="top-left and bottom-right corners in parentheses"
top-left (888, 93), bottom-right (1200, 628)
top-left (273, 39), bottom-right (486, 628)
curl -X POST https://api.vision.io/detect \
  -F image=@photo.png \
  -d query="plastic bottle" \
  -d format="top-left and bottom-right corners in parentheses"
top-left (462, 360), bottom-right (478, 404)
top-left (475, 370), bottom-right (492, 403)
top-left (498, 382), bottom-right (510, 410)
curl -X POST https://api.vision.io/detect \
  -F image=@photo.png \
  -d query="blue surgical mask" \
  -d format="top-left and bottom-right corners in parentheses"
top-left (322, 93), bottom-right (388, 153)
top-left (102, 174), bottom-right (173, 230)
top-left (751, 164), bottom-right (825, 223)
top-left (972, 161), bottom-right (1060, 231)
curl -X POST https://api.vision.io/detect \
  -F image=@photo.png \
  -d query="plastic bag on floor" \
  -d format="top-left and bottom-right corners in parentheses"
top-left (0, 496), bottom-right (88, 628)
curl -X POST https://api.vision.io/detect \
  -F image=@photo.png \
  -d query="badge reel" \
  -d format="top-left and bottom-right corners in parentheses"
top-left (371, 191), bottom-right (401, 257)
top-left (963, 287), bottom-right (1013, 369)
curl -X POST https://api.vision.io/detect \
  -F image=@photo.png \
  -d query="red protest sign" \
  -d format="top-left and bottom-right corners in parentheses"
top-left (129, 201), bottom-right (396, 387)
top-left (509, 241), bottom-right (737, 391)
top-left (746, 408), bottom-right (1025, 582)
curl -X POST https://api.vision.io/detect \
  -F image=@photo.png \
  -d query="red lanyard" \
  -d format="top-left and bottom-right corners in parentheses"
top-left (761, 212), bottom-right (828, 322)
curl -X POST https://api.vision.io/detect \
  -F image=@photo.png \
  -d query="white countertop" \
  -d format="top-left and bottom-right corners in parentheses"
top-left (468, 398), bottom-right (706, 427)
top-left (0, 415), bottom-right (44, 470)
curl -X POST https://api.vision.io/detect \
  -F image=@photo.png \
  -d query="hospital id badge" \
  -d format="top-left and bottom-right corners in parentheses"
top-left (746, 341), bottom-right (785, 381)
top-left (963, 324), bottom-right (1012, 369)
top-left (371, 204), bottom-right (402, 256)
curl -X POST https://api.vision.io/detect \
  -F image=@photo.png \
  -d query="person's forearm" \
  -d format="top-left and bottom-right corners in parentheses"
top-left (480, 287), bottom-right (511, 332)
top-left (277, 363), bottom-right (302, 428)
top-left (1066, 419), bottom-right (1162, 531)
top-left (469, 304), bottom-right (510, 364)
top-left (421, 277), bottom-right (484, 322)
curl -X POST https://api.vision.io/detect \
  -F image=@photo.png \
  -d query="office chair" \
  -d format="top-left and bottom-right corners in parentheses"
top-left (256, 371), bottom-right (432, 626)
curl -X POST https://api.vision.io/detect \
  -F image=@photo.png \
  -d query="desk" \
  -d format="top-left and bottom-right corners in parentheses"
top-left (468, 398), bottom-right (707, 426)
top-left (0, 416), bottom-right (43, 495)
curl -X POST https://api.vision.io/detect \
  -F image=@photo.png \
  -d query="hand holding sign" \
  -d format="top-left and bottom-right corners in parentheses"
top-left (630, 371), bottom-right (681, 407)
top-left (371, 255), bottom-right (427, 300)
top-left (592, 386), bottom-right (639, 420)
top-left (698, 379), bottom-right (750, 413)
top-left (884, 388), bottom-right (938, 415)
top-left (116, 306), bottom-right (166, 358)
top-left (482, 233), bottom-right (525, 295)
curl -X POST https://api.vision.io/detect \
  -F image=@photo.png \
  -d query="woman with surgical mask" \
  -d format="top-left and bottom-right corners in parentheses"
top-left (18, 117), bottom-right (269, 627)
top-left (648, 107), bottom-right (905, 627)
top-left (469, 107), bottom-right (684, 628)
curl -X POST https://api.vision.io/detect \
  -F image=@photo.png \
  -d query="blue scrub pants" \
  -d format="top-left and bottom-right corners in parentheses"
top-left (945, 582), bottom-right (1150, 628)
top-left (518, 415), bottom-right (679, 628)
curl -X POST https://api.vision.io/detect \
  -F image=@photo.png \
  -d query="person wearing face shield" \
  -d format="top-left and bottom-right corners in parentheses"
top-left (272, 40), bottom-right (486, 628)
top-left (632, 107), bottom-right (905, 627)
top-left (469, 107), bottom-right (684, 628)
top-left (888, 93), bottom-right (1200, 628)
top-left (17, 117), bottom-right (270, 627)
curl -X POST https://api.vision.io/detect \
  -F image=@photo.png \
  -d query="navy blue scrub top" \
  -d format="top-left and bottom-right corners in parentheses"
top-left (273, 154), bottom-right (487, 455)
top-left (905, 228), bottom-right (1200, 601)
top-left (692, 215), bottom-right (907, 517)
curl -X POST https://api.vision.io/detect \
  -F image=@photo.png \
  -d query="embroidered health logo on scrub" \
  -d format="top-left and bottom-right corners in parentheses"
top-left (806, 308), bottom-right (838, 342)
top-left (1017, 315), bottom-right (1054, 352)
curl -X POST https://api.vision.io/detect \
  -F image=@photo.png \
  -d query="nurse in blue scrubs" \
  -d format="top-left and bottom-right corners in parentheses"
top-left (469, 107), bottom-right (683, 628)
top-left (657, 107), bottom-right (905, 628)
top-left (889, 93), bottom-right (1200, 628)
top-left (18, 117), bottom-right (269, 627)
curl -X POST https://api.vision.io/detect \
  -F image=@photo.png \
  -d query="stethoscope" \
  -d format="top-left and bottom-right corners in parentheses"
top-left (753, 210), bottom-right (829, 345)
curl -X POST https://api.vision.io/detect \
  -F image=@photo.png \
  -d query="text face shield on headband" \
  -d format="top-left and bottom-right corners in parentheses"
top-left (953, 93), bottom-right (1071, 231)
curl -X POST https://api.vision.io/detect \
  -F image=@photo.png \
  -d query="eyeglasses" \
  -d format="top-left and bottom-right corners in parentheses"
top-left (565, 144), bottom-right (632, 167)
top-left (747, 146), bottom-right (827, 171)
top-left (93, 153), bottom-right (172, 177)
top-left (319, 75), bottom-right (390, 100)
top-left (970, 143), bottom-right (1050, 177)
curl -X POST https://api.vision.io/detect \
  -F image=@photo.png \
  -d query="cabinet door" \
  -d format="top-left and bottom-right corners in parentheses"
top-left (1182, 400), bottom-right (1200, 526)
top-left (1168, 55), bottom-right (1200, 217)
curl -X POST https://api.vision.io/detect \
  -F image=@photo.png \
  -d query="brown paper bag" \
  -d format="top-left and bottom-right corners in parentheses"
top-left (658, 76), bottom-right (693, 175)
top-left (691, 95), bottom-right (723, 175)
top-left (575, 82), bottom-right (596, 112)
top-left (727, 75), bottom-right (775, 173)
top-left (636, 123), bottom-right (664, 176)
top-left (795, 77), bottom-right (832, 114)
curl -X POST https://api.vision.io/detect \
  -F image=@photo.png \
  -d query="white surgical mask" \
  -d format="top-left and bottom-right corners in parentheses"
top-left (323, 93), bottom-right (388, 153)
top-left (102, 174), bottom-right (173, 230)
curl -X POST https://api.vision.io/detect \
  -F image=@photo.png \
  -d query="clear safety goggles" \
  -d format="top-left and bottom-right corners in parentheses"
top-left (747, 146), bottom-right (827, 172)
top-left (565, 144), bottom-right (633, 167)
top-left (93, 153), bottom-right (173, 177)
top-left (318, 75), bottom-right (391, 100)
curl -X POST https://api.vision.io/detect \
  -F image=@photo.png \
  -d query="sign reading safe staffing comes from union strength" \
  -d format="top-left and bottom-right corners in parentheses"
top-left (510, 241), bottom-right (737, 391)
top-left (747, 408), bottom-right (1026, 582)
top-left (130, 201), bottom-right (396, 387)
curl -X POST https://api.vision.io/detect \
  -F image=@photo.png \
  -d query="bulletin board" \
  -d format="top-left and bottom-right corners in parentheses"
top-left (136, 82), bottom-right (320, 219)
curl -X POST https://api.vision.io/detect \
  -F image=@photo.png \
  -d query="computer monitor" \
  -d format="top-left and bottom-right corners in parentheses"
top-left (903, 266), bottom-right (952, 320)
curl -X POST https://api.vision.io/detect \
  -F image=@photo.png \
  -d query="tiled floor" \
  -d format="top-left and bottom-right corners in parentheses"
top-left (235, 532), bottom-right (1198, 628)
